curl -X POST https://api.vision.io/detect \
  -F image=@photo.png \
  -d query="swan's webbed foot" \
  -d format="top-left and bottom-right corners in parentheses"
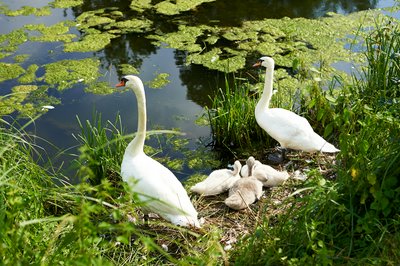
top-left (267, 147), bottom-right (287, 164)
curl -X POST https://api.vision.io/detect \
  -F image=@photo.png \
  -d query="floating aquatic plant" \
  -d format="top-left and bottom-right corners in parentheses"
top-left (43, 58), bottom-right (100, 90)
top-left (85, 81), bottom-right (115, 95)
top-left (0, 85), bottom-right (60, 117)
top-left (3, 6), bottom-right (51, 17)
top-left (13, 54), bottom-right (30, 63)
top-left (0, 29), bottom-right (28, 57)
top-left (25, 22), bottom-right (76, 43)
top-left (129, 0), bottom-right (152, 13)
top-left (49, 0), bottom-right (84, 8)
top-left (154, 0), bottom-right (216, 15)
top-left (119, 64), bottom-right (140, 75)
top-left (0, 63), bottom-right (25, 82)
top-left (18, 64), bottom-right (39, 84)
top-left (147, 73), bottom-right (170, 89)
top-left (64, 32), bottom-right (116, 52)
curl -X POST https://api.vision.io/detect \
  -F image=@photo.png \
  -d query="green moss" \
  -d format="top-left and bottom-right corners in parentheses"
top-left (14, 54), bottom-right (30, 63)
top-left (85, 81), bottom-right (115, 95)
top-left (43, 58), bottom-right (100, 90)
top-left (49, 0), bottom-right (84, 8)
top-left (18, 64), bottom-right (39, 83)
top-left (147, 73), bottom-right (170, 89)
top-left (64, 32), bottom-right (116, 52)
top-left (0, 63), bottom-right (25, 82)
top-left (25, 22), bottom-right (76, 43)
top-left (119, 64), bottom-right (139, 75)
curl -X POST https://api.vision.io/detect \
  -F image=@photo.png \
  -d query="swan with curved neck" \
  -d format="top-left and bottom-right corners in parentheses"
top-left (116, 75), bottom-right (200, 227)
top-left (253, 56), bottom-right (339, 158)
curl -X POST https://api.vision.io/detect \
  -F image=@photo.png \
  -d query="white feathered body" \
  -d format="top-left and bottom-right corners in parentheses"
top-left (254, 56), bottom-right (339, 154)
top-left (225, 177), bottom-right (263, 210)
top-left (190, 161), bottom-right (241, 196)
top-left (122, 151), bottom-right (200, 227)
top-left (252, 163), bottom-right (290, 187)
top-left (255, 107), bottom-right (339, 153)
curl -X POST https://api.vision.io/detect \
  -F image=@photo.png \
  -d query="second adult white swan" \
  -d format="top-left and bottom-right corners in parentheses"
top-left (116, 75), bottom-right (200, 228)
top-left (253, 56), bottom-right (339, 157)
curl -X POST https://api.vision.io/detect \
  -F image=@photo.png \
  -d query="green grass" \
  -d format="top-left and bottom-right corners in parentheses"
top-left (206, 76), bottom-right (272, 151)
top-left (230, 18), bottom-right (400, 265)
top-left (0, 116), bottom-right (224, 265)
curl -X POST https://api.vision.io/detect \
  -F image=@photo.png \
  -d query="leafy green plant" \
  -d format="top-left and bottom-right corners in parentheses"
top-left (73, 112), bottom-right (127, 184)
top-left (206, 76), bottom-right (272, 151)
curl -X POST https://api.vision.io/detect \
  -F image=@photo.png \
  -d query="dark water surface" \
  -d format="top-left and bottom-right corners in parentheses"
top-left (0, 0), bottom-right (397, 179)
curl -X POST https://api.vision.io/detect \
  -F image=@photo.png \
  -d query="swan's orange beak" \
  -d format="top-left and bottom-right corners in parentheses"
top-left (115, 80), bottom-right (125, 87)
top-left (253, 61), bottom-right (262, 68)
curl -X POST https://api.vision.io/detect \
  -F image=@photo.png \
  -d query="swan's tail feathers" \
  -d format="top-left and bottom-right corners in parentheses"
top-left (225, 193), bottom-right (247, 210)
top-left (320, 141), bottom-right (340, 153)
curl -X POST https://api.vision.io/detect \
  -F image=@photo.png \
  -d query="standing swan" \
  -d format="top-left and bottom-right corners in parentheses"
top-left (253, 56), bottom-right (339, 160)
top-left (116, 75), bottom-right (200, 228)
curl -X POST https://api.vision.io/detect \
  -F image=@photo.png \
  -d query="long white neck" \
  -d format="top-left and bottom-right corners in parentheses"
top-left (256, 62), bottom-right (274, 111)
top-left (126, 82), bottom-right (147, 157)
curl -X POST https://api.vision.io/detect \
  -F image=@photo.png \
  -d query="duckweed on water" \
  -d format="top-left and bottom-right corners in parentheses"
top-left (85, 81), bottom-right (114, 95)
top-left (2, 6), bottom-right (51, 17)
top-left (119, 64), bottom-right (139, 75)
top-left (129, 0), bottom-right (152, 13)
top-left (0, 29), bottom-right (28, 57)
top-left (43, 58), bottom-right (100, 90)
top-left (0, 85), bottom-right (61, 117)
top-left (25, 22), bottom-right (76, 43)
top-left (49, 0), bottom-right (84, 8)
top-left (147, 73), bottom-right (170, 89)
top-left (64, 32), bottom-right (116, 52)
top-left (154, 0), bottom-right (216, 15)
top-left (0, 63), bottom-right (25, 82)
top-left (13, 54), bottom-right (30, 63)
top-left (18, 64), bottom-right (39, 84)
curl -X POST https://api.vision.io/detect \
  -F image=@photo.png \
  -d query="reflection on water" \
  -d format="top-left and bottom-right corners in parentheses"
top-left (0, 0), bottom-right (396, 178)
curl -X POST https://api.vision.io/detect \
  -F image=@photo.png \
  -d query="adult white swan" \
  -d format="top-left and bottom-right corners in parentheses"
top-left (253, 56), bottom-right (339, 160)
top-left (116, 75), bottom-right (200, 228)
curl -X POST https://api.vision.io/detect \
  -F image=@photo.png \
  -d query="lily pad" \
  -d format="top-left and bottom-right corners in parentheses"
top-left (43, 58), bottom-right (100, 90)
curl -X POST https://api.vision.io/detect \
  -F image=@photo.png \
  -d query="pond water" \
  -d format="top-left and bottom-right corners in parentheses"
top-left (0, 0), bottom-right (398, 180)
